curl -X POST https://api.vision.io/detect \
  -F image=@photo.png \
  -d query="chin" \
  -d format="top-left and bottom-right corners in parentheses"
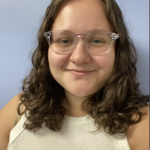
top-left (66, 89), bottom-right (96, 98)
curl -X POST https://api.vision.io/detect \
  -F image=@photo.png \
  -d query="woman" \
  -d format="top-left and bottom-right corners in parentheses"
top-left (0, 0), bottom-right (149, 149)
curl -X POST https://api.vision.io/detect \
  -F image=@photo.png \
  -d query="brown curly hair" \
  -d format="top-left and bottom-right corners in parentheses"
top-left (18, 0), bottom-right (148, 135)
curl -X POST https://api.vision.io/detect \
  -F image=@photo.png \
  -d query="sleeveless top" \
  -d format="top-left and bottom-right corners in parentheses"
top-left (7, 111), bottom-right (131, 150)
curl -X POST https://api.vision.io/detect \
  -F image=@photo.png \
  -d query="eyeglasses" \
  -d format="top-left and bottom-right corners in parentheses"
top-left (44, 30), bottom-right (119, 55)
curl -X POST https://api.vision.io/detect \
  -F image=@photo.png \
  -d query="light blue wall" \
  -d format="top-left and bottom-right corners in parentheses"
top-left (0, 0), bottom-right (149, 109)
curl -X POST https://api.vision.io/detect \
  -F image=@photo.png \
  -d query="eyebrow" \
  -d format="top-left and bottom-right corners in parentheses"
top-left (52, 29), bottom-right (111, 34)
top-left (87, 29), bottom-right (109, 33)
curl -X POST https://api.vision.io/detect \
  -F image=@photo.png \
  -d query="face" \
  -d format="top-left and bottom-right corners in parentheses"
top-left (48, 0), bottom-right (115, 98)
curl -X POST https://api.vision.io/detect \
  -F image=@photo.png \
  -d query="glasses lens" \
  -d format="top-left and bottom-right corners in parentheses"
top-left (86, 33), bottom-right (112, 54)
top-left (50, 31), bottom-right (75, 53)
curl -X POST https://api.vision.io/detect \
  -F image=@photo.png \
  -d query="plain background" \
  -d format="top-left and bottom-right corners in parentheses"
top-left (0, 0), bottom-right (149, 110)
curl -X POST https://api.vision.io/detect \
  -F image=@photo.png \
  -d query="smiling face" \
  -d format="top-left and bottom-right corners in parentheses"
top-left (48, 0), bottom-right (115, 99)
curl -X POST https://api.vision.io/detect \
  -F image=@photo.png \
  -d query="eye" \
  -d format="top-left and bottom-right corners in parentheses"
top-left (60, 39), bottom-right (71, 43)
top-left (58, 38), bottom-right (74, 44)
top-left (56, 38), bottom-right (73, 47)
top-left (92, 39), bottom-right (103, 43)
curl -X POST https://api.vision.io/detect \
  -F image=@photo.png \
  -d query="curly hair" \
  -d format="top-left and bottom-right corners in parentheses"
top-left (18, 0), bottom-right (148, 134)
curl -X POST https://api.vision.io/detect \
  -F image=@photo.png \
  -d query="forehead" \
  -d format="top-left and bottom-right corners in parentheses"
top-left (51, 0), bottom-right (112, 33)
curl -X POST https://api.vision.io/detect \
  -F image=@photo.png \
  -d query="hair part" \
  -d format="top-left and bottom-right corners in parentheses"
top-left (18, 0), bottom-right (148, 134)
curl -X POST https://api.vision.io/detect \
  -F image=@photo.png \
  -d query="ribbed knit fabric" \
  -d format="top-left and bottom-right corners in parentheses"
top-left (7, 112), bottom-right (131, 150)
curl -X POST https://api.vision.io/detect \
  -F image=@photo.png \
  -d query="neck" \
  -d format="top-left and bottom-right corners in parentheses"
top-left (62, 90), bottom-right (88, 117)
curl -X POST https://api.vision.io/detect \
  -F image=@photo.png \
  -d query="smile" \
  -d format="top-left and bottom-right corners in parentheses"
top-left (67, 70), bottom-right (94, 77)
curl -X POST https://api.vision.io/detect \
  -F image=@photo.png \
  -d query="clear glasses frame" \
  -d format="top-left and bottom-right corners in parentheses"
top-left (44, 30), bottom-right (119, 55)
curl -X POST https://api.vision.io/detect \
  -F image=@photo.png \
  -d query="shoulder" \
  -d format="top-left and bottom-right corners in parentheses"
top-left (0, 92), bottom-right (24, 149)
top-left (127, 105), bottom-right (149, 150)
top-left (0, 92), bottom-right (24, 128)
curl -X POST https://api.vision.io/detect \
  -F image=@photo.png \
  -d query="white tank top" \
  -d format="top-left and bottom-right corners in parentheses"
top-left (7, 111), bottom-right (131, 150)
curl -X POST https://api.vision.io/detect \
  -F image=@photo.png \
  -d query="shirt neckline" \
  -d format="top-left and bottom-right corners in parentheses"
top-left (63, 114), bottom-right (94, 125)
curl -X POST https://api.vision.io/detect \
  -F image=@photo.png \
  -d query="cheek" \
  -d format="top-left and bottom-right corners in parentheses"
top-left (48, 48), bottom-right (70, 72)
top-left (95, 53), bottom-right (115, 69)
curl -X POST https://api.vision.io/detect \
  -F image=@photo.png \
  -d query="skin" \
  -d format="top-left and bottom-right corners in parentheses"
top-left (0, 1), bottom-right (148, 150)
top-left (48, 0), bottom-right (115, 117)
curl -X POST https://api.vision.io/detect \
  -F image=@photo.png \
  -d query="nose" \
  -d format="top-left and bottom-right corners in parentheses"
top-left (69, 38), bottom-right (91, 64)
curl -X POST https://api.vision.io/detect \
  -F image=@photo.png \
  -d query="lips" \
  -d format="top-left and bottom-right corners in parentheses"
top-left (67, 69), bottom-right (94, 77)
